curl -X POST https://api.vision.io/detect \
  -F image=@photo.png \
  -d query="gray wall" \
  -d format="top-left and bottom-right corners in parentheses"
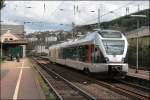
top-left (126, 26), bottom-right (149, 39)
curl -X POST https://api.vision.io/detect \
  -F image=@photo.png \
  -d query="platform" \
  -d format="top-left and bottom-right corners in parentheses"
top-left (0, 58), bottom-right (45, 99)
top-left (128, 68), bottom-right (150, 80)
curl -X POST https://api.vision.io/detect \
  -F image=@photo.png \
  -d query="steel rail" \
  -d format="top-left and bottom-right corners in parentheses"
top-left (32, 58), bottom-right (96, 100)
top-left (114, 84), bottom-right (150, 100)
top-left (31, 58), bottom-right (63, 100)
top-left (118, 80), bottom-right (150, 92)
top-left (94, 79), bottom-right (149, 100)
top-left (37, 56), bottom-right (150, 100)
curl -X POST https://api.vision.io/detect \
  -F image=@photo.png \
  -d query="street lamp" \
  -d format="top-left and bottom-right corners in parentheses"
top-left (130, 14), bottom-right (146, 73)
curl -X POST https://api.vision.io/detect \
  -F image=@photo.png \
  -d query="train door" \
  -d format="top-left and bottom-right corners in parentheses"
top-left (92, 45), bottom-right (106, 63)
top-left (80, 44), bottom-right (93, 63)
top-left (87, 45), bottom-right (92, 63)
top-left (78, 46), bottom-right (82, 61)
top-left (82, 45), bottom-right (88, 63)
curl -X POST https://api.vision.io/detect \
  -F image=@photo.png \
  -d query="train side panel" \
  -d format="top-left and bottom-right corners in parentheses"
top-left (65, 59), bottom-right (93, 70)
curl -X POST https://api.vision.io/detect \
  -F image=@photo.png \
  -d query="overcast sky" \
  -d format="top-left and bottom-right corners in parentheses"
top-left (1, 0), bottom-right (149, 33)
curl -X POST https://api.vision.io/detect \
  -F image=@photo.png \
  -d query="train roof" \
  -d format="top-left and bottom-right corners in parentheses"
top-left (93, 29), bottom-right (121, 32)
top-left (49, 32), bottom-right (98, 49)
top-left (49, 29), bottom-right (123, 49)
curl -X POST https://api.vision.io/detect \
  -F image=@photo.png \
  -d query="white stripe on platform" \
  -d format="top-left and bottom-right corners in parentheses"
top-left (17, 67), bottom-right (30, 68)
top-left (13, 60), bottom-right (24, 100)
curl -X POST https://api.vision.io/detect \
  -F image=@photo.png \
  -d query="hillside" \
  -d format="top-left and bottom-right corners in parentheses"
top-left (75, 8), bottom-right (149, 33)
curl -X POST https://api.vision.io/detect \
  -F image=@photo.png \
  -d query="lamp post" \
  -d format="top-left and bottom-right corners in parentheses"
top-left (90, 8), bottom-right (101, 29)
top-left (1, 39), bottom-right (4, 59)
top-left (97, 8), bottom-right (100, 29)
top-left (130, 14), bottom-right (146, 73)
top-left (90, 9), bottom-right (116, 29)
top-left (59, 9), bottom-right (76, 39)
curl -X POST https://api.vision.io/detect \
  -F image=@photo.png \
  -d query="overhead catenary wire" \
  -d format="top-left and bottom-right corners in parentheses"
top-left (3, 1), bottom-right (148, 33)
top-left (80, 1), bottom-right (139, 25)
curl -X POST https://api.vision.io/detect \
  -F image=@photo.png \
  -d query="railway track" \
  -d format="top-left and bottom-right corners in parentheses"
top-left (94, 79), bottom-right (150, 100)
top-left (118, 80), bottom-right (150, 93)
top-left (31, 57), bottom-right (96, 100)
top-left (32, 56), bottom-right (150, 100)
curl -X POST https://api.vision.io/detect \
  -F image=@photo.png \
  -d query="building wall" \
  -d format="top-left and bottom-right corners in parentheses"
top-left (22, 45), bottom-right (26, 57)
top-left (126, 26), bottom-right (149, 39)
top-left (1, 24), bottom-right (24, 35)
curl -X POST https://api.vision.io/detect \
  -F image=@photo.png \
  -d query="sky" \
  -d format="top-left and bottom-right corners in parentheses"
top-left (1, 0), bottom-right (149, 33)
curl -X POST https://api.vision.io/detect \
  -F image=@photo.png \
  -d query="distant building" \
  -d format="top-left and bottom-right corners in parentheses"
top-left (0, 24), bottom-right (27, 58)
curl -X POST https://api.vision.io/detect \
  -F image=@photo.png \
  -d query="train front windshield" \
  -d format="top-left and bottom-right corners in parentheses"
top-left (102, 40), bottom-right (124, 55)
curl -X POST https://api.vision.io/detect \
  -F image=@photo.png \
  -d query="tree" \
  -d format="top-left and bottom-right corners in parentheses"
top-left (0, 0), bottom-right (5, 9)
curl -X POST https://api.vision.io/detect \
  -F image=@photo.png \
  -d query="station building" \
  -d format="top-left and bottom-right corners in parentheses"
top-left (0, 24), bottom-right (27, 58)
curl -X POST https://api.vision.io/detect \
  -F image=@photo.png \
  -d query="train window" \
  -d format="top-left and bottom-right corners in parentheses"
top-left (63, 48), bottom-right (69, 59)
top-left (63, 47), bottom-right (78, 60)
top-left (102, 40), bottom-right (124, 55)
top-left (63, 45), bottom-right (95, 63)
top-left (99, 31), bottom-right (122, 38)
top-left (71, 47), bottom-right (78, 60)
top-left (58, 48), bottom-right (62, 59)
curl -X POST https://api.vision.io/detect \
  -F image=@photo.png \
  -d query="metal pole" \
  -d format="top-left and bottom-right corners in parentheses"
top-left (72, 22), bottom-right (75, 39)
top-left (41, 37), bottom-right (42, 56)
top-left (1, 42), bottom-right (2, 59)
top-left (98, 8), bottom-right (100, 29)
top-left (136, 5), bottom-right (140, 73)
top-left (136, 19), bottom-right (139, 73)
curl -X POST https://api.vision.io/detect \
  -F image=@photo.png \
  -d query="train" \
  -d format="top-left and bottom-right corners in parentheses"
top-left (48, 29), bottom-right (128, 78)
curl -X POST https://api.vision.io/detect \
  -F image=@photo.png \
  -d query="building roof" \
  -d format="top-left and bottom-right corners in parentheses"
top-left (0, 30), bottom-right (27, 45)
top-left (1, 40), bottom-right (27, 45)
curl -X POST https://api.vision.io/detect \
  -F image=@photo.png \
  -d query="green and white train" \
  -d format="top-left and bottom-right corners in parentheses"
top-left (48, 29), bottom-right (128, 78)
